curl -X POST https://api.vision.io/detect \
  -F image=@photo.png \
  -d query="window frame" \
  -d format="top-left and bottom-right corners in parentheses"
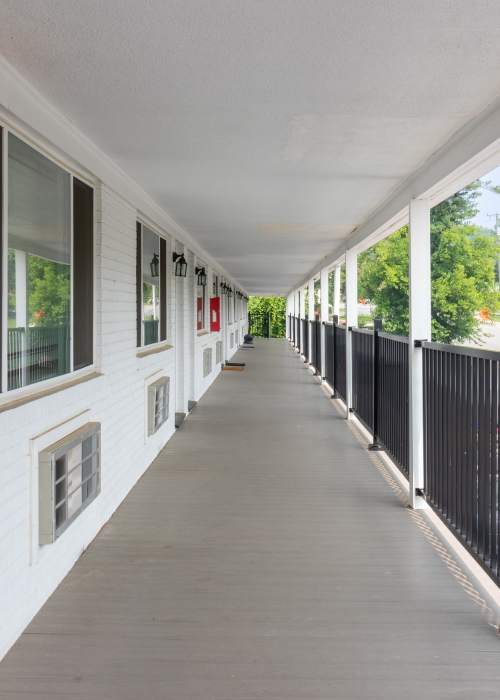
top-left (0, 125), bottom-right (96, 397)
top-left (136, 220), bottom-right (169, 348)
top-left (196, 259), bottom-right (207, 332)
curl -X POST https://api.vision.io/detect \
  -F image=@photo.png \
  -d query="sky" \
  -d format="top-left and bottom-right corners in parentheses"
top-left (470, 164), bottom-right (500, 231)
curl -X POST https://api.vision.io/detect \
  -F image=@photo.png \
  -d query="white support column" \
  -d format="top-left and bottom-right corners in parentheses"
top-left (308, 278), bottom-right (315, 363)
top-left (333, 264), bottom-right (341, 318)
top-left (345, 249), bottom-right (358, 419)
top-left (320, 267), bottom-right (329, 378)
top-left (408, 198), bottom-right (431, 509)
top-left (299, 288), bottom-right (305, 355)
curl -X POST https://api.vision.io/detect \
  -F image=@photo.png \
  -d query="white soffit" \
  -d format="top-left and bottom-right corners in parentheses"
top-left (1, 1), bottom-right (500, 294)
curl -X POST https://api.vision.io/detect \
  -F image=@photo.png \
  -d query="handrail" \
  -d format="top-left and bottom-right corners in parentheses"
top-left (422, 340), bottom-right (500, 361)
top-left (379, 331), bottom-right (409, 344)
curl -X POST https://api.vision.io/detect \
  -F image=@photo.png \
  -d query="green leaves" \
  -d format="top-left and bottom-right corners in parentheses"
top-left (358, 185), bottom-right (500, 344)
top-left (248, 296), bottom-right (287, 337)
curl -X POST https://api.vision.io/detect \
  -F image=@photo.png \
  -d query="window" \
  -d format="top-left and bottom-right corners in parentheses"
top-left (136, 222), bottom-right (167, 346)
top-left (213, 274), bottom-right (219, 296)
top-left (196, 262), bottom-right (206, 331)
top-left (2, 131), bottom-right (94, 392)
top-left (39, 422), bottom-right (100, 543)
top-left (147, 376), bottom-right (169, 435)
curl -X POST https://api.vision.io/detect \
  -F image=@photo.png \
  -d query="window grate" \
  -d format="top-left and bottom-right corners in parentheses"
top-left (39, 423), bottom-right (101, 544)
top-left (203, 347), bottom-right (213, 377)
top-left (148, 376), bottom-right (169, 435)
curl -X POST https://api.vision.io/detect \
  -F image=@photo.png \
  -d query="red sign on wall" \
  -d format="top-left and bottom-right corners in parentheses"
top-left (210, 296), bottom-right (221, 332)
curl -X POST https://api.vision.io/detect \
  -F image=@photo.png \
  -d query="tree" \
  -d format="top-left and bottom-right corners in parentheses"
top-left (358, 185), bottom-right (500, 343)
top-left (28, 255), bottom-right (70, 327)
top-left (248, 296), bottom-right (286, 337)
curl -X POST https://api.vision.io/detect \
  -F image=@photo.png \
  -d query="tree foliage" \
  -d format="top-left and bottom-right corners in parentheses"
top-left (358, 185), bottom-right (500, 343)
top-left (248, 296), bottom-right (286, 337)
top-left (28, 256), bottom-right (70, 326)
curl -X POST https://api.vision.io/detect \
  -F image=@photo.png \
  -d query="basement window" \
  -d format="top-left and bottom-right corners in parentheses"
top-left (39, 422), bottom-right (101, 543)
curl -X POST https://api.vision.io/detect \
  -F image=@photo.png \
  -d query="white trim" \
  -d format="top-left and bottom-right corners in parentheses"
top-left (69, 174), bottom-right (74, 373)
top-left (408, 198), bottom-right (431, 510)
top-left (1, 127), bottom-right (7, 392)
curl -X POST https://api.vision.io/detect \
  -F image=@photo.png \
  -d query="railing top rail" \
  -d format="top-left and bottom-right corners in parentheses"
top-left (334, 322), bottom-right (346, 330)
top-left (350, 327), bottom-right (372, 335)
top-left (422, 340), bottom-right (500, 362)
top-left (379, 332), bottom-right (409, 344)
top-left (322, 321), bottom-right (333, 327)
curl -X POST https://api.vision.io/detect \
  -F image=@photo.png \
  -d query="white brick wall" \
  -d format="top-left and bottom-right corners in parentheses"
top-left (0, 168), bottom-right (248, 659)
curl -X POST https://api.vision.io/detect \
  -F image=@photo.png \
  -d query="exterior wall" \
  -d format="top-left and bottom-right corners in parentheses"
top-left (0, 125), bottom-right (248, 659)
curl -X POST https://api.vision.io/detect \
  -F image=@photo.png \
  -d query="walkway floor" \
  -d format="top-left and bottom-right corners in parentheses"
top-left (0, 339), bottom-right (499, 699)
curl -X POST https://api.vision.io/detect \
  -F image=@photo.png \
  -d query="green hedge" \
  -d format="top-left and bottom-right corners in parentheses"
top-left (248, 296), bottom-right (286, 337)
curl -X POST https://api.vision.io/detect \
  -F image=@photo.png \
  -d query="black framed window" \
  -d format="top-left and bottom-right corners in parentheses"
top-left (136, 222), bottom-right (167, 346)
top-left (1, 131), bottom-right (94, 392)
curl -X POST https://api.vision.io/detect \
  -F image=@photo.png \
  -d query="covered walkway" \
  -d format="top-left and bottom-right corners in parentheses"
top-left (0, 339), bottom-right (499, 699)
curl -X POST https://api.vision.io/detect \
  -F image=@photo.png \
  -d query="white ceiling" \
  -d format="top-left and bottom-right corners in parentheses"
top-left (2, 0), bottom-right (500, 294)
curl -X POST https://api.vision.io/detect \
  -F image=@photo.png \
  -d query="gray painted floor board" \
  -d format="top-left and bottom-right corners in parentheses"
top-left (0, 338), bottom-right (499, 699)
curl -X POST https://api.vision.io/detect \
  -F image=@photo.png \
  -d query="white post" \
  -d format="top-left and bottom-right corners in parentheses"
top-left (345, 249), bottom-right (358, 419)
top-left (299, 288), bottom-right (305, 355)
top-left (320, 267), bottom-right (329, 378)
top-left (294, 290), bottom-right (299, 349)
top-left (333, 264), bottom-right (341, 318)
top-left (408, 198), bottom-right (431, 509)
top-left (308, 278), bottom-right (315, 364)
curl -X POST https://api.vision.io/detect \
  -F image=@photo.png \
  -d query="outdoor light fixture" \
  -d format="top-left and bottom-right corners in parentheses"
top-left (172, 252), bottom-right (188, 277)
top-left (195, 266), bottom-right (207, 286)
top-left (150, 253), bottom-right (160, 278)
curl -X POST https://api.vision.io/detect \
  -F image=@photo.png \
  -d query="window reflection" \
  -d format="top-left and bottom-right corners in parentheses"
top-left (7, 134), bottom-right (71, 390)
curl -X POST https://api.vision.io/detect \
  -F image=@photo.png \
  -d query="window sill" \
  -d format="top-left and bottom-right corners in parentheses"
top-left (197, 330), bottom-right (209, 337)
top-left (0, 370), bottom-right (103, 414)
top-left (136, 341), bottom-right (173, 358)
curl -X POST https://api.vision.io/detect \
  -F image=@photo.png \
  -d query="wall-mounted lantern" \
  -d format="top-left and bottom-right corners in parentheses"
top-left (195, 266), bottom-right (207, 286)
top-left (150, 253), bottom-right (160, 278)
top-left (172, 252), bottom-right (188, 277)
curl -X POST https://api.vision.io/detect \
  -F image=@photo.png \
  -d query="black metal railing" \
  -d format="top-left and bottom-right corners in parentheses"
top-left (351, 328), bottom-right (374, 431)
top-left (301, 318), bottom-right (308, 360)
top-left (290, 312), bottom-right (498, 584)
top-left (324, 322), bottom-right (334, 389)
top-left (296, 317), bottom-right (301, 350)
top-left (423, 342), bottom-right (500, 583)
top-left (333, 322), bottom-right (346, 400)
top-left (377, 333), bottom-right (409, 474)
top-left (8, 325), bottom-right (70, 390)
top-left (314, 319), bottom-right (321, 375)
top-left (310, 320), bottom-right (316, 367)
top-left (350, 324), bottom-right (409, 475)
top-left (309, 319), bottom-right (321, 373)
